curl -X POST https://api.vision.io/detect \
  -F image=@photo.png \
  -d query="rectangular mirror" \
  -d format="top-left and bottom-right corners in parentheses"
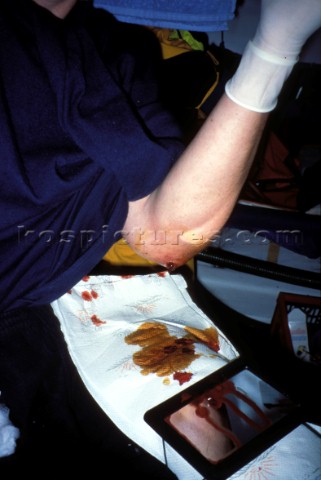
top-left (145, 359), bottom-right (302, 479)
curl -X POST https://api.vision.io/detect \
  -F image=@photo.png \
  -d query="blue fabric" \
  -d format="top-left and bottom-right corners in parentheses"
top-left (94, 0), bottom-right (237, 32)
top-left (0, 0), bottom-right (184, 312)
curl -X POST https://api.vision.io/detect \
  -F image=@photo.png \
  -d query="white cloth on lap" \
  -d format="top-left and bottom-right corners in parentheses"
top-left (51, 272), bottom-right (321, 480)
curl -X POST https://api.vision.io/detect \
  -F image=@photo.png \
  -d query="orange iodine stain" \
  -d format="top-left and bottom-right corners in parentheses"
top-left (184, 326), bottom-right (220, 352)
top-left (125, 322), bottom-right (200, 378)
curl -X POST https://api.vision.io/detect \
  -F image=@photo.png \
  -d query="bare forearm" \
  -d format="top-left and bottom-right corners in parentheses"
top-left (124, 95), bottom-right (268, 267)
top-left (151, 94), bottom-right (268, 238)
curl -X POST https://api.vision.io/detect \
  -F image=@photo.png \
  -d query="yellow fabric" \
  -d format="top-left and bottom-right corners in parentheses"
top-left (160, 42), bottom-right (189, 60)
top-left (103, 240), bottom-right (156, 267)
top-left (103, 240), bottom-right (194, 272)
top-left (150, 27), bottom-right (197, 59)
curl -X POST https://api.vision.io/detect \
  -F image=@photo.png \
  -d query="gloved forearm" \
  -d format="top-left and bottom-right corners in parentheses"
top-left (225, 0), bottom-right (321, 112)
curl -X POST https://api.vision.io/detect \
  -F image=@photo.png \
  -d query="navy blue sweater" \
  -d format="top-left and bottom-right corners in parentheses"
top-left (0, 0), bottom-right (184, 311)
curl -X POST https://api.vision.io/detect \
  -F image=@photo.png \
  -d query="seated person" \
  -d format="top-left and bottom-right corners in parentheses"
top-left (0, 0), bottom-right (320, 475)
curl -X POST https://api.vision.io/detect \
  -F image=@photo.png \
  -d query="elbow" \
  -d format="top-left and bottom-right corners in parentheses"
top-left (123, 196), bottom-right (211, 269)
top-left (125, 230), bottom-right (209, 270)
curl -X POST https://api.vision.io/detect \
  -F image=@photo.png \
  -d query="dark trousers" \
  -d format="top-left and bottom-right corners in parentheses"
top-left (0, 304), bottom-right (177, 478)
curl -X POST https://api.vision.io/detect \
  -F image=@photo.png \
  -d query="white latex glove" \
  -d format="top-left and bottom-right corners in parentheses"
top-left (254, 0), bottom-right (321, 59)
top-left (226, 0), bottom-right (321, 112)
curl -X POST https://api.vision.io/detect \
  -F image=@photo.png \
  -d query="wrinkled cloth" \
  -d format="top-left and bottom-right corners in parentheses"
top-left (93, 0), bottom-right (237, 32)
top-left (52, 272), bottom-right (238, 478)
top-left (0, 0), bottom-right (183, 312)
top-left (52, 272), bottom-right (321, 479)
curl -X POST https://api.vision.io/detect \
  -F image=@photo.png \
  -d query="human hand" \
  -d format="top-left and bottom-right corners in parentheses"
top-left (225, 0), bottom-right (321, 112)
top-left (254, 0), bottom-right (321, 61)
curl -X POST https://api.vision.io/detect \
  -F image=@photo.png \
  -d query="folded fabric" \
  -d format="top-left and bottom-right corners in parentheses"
top-left (93, 0), bottom-right (237, 31)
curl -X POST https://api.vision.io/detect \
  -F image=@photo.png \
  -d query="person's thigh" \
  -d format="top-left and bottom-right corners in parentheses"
top-left (0, 304), bottom-right (178, 478)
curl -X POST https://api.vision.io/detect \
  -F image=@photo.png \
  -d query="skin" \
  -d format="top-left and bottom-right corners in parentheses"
top-left (33, 0), bottom-right (77, 18)
top-left (33, 0), bottom-right (269, 269)
top-left (125, 98), bottom-right (267, 268)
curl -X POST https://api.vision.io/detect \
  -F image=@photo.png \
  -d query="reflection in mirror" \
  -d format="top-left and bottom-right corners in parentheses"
top-left (166, 369), bottom-right (297, 463)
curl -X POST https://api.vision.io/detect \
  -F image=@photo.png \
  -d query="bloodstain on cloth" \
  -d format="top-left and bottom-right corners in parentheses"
top-left (173, 371), bottom-right (193, 385)
top-left (81, 290), bottom-right (99, 301)
top-left (90, 314), bottom-right (106, 326)
top-left (124, 322), bottom-right (220, 384)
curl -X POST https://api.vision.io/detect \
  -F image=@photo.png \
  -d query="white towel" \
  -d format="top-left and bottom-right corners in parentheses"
top-left (0, 403), bottom-right (20, 458)
top-left (93, 0), bottom-right (237, 31)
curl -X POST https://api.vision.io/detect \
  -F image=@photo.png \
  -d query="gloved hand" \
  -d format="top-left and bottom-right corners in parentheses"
top-left (254, 0), bottom-right (321, 60)
top-left (225, 0), bottom-right (321, 112)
